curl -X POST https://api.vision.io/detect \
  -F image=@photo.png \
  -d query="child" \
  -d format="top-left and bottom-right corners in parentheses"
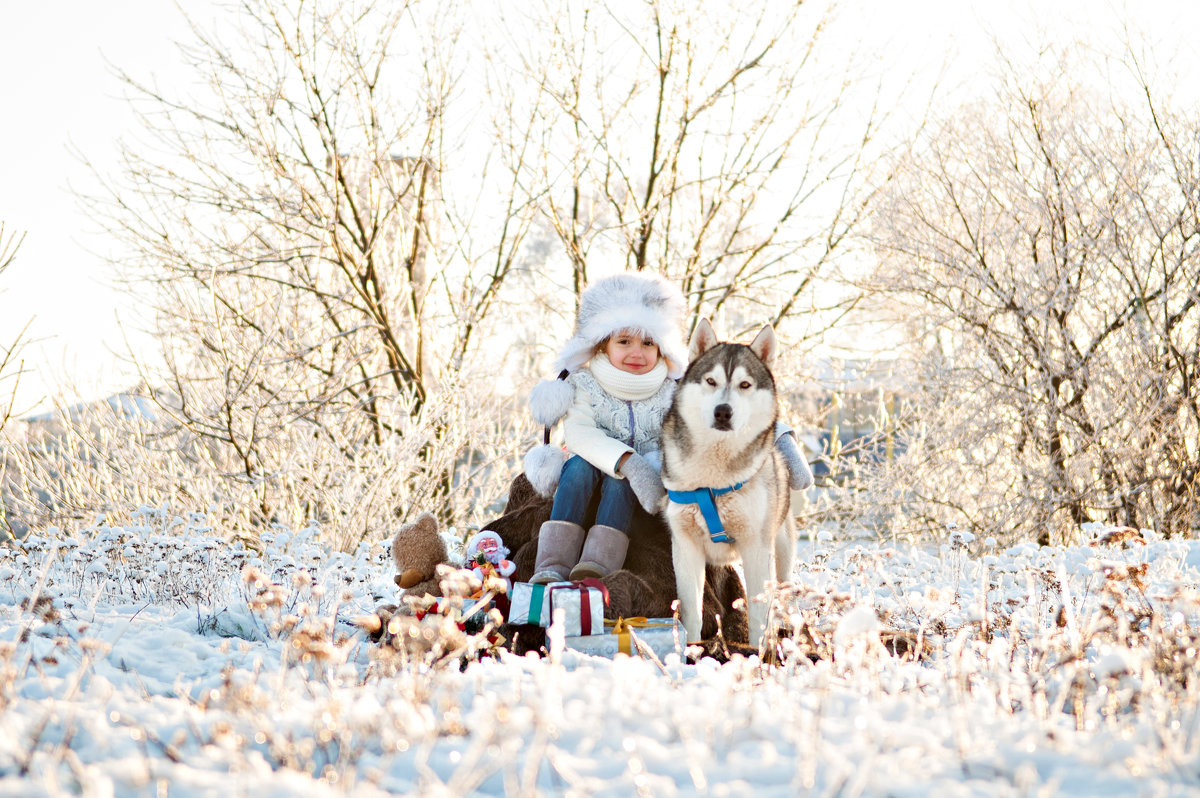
top-left (524, 272), bottom-right (687, 583)
top-left (523, 272), bottom-right (815, 584)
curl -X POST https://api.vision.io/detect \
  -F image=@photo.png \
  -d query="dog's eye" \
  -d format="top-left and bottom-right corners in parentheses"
top-left (705, 377), bottom-right (717, 387)
top-left (739, 381), bottom-right (751, 390)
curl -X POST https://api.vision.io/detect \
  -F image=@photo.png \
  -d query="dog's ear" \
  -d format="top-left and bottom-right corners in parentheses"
top-left (689, 318), bottom-right (719, 361)
top-left (749, 324), bottom-right (777, 367)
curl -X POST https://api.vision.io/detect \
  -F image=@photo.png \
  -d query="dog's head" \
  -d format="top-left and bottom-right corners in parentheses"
top-left (676, 319), bottom-right (778, 435)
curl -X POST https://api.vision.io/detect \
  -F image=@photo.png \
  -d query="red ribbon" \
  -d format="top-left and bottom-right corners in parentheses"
top-left (574, 577), bottom-right (610, 606)
top-left (580, 590), bottom-right (592, 635)
top-left (548, 578), bottom-right (610, 636)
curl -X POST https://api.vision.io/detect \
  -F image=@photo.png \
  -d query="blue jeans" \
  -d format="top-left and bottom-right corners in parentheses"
top-left (550, 456), bottom-right (636, 533)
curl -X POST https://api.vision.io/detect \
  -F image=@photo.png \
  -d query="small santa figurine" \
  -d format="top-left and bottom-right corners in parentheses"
top-left (465, 529), bottom-right (517, 594)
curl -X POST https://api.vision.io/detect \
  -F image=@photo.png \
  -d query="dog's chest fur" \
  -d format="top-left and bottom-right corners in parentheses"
top-left (665, 460), bottom-right (782, 563)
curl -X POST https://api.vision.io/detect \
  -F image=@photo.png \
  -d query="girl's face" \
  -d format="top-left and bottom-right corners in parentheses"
top-left (604, 331), bottom-right (660, 374)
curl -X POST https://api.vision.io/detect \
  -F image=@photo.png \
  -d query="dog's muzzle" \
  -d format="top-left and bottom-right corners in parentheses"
top-left (712, 403), bottom-right (733, 431)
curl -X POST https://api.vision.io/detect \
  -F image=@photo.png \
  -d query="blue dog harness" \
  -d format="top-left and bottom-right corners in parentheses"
top-left (667, 483), bottom-right (745, 544)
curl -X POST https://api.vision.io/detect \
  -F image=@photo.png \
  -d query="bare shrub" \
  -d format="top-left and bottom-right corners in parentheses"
top-left (860, 43), bottom-right (1200, 543)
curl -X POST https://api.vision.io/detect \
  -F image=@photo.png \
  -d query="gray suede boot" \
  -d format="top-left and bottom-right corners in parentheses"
top-left (569, 524), bottom-right (630, 580)
top-left (529, 521), bottom-right (586, 584)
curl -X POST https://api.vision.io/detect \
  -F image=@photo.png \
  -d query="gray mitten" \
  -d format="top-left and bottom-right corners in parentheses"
top-left (776, 430), bottom-right (814, 491)
top-left (618, 453), bottom-right (666, 513)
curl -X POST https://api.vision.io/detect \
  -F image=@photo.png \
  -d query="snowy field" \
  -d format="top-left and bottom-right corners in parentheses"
top-left (2, 508), bottom-right (1200, 796)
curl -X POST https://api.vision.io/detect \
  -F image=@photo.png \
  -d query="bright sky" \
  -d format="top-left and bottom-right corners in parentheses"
top-left (0, 0), bottom-right (1197, 414)
top-left (0, 1), bottom-right (218, 414)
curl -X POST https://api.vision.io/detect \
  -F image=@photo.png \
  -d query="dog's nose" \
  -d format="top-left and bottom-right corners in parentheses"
top-left (713, 403), bottom-right (733, 429)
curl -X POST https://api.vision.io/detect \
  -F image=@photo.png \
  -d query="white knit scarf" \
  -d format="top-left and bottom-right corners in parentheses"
top-left (589, 354), bottom-right (670, 400)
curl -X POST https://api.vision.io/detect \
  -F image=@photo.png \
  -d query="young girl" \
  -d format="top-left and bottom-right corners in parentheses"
top-left (523, 272), bottom-right (815, 584)
top-left (524, 272), bottom-right (687, 583)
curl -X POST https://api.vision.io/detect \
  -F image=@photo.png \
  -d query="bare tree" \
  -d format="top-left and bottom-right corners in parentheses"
top-left (865, 43), bottom-right (1200, 542)
top-left (490, 0), bottom-right (894, 339)
top-left (0, 223), bottom-right (28, 436)
top-left (87, 0), bottom-right (538, 539)
top-left (0, 223), bottom-right (29, 541)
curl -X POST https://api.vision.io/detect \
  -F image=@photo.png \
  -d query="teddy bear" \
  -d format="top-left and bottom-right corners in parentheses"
top-left (390, 511), bottom-right (453, 600)
top-left (361, 511), bottom-right (451, 644)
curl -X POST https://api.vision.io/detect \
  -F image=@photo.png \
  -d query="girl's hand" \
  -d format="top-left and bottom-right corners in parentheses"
top-left (618, 452), bottom-right (666, 513)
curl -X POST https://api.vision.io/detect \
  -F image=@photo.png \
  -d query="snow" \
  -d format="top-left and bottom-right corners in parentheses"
top-left (2, 509), bottom-right (1200, 795)
top-left (833, 604), bottom-right (881, 645)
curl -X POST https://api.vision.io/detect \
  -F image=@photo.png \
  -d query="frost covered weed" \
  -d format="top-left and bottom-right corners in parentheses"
top-left (770, 525), bottom-right (1200, 742)
top-left (0, 513), bottom-right (501, 792)
top-left (8, 518), bottom-right (246, 611)
top-left (6, 515), bottom-right (1200, 793)
top-left (1, 382), bottom-right (527, 553)
top-left (0, 639), bottom-right (15, 710)
top-left (366, 570), bottom-right (508, 675)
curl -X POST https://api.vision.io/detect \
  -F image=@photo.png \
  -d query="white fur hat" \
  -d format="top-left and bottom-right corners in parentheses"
top-left (552, 272), bottom-right (687, 379)
top-left (524, 272), bottom-right (687, 497)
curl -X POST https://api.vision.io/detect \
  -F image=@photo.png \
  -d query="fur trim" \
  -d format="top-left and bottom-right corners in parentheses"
top-left (529, 377), bottom-right (576, 427)
top-left (523, 443), bottom-right (568, 498)
top-left (553, 272), bottom-right (687, 379)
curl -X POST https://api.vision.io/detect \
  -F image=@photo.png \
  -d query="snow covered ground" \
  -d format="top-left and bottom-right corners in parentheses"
top-left (2, 508), bottom-right (1200, 796)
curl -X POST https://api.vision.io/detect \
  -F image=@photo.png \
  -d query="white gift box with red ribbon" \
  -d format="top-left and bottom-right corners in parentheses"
top-left (507, 579), bottom-right (608, 636)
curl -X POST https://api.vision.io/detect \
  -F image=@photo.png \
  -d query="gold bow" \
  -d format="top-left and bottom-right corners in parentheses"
top-left (605, 617), bottom-right (675, 655)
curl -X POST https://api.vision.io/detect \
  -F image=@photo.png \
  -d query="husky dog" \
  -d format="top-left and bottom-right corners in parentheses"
top-left (661, 319), bottom-right (794, 647)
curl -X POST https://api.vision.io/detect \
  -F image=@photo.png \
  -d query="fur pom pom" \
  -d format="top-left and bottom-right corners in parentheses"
top-left (529, 378), bottom-right (575, 427)
top-left (523, 444), bottom-right (567, 498)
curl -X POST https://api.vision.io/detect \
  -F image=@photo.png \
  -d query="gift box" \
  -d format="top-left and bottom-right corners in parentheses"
top-left (507, 581), bottom-right (564, 627)
top-left (564, 617), bottom-right (683, 659)
top-left (507, 579), bottom-right (608, 636)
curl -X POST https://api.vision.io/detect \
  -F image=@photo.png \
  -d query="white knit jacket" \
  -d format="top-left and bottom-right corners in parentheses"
top-left (563, 366), bottom-right (675, 478)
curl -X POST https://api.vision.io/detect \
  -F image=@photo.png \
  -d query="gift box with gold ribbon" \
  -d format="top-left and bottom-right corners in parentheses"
top-left (563, 617), bottom-right (683, 659)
